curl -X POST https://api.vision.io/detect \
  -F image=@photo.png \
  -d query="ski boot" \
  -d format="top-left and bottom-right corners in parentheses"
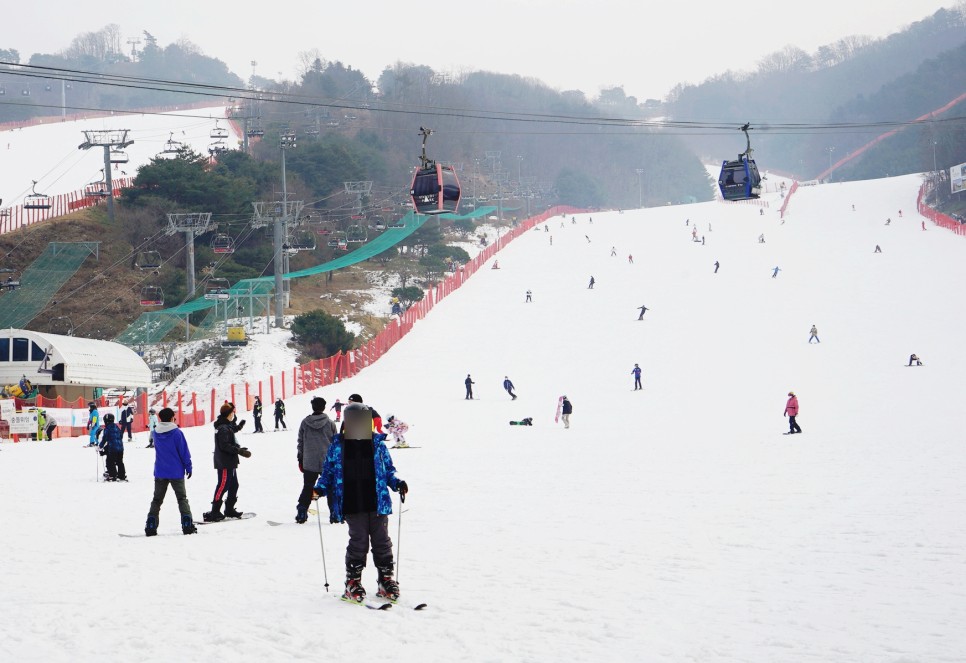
top-left (342, 563), bottom-right (366, 603)
top-left (376, 566), bottom-right (400, 602)
top-left (182, 514), bottom-right (198, 535)
top-left (224, 500), bottom-right (243, 519)
top-left (145, 515), bottom-right (158, 537)
top-left (203, 501), bottom-right (225, 522)
top-left (295, 505), bottom-right (308, 524)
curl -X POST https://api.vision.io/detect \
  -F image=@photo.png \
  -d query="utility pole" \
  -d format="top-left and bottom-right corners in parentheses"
top-left (78, 130), bottom-right (133, 223)
top-left (254, 199), bottom-right (303, 333)
top-left (275, 131), bottom-right (297, 327)
top-left (127, 38), bottom-right (141, 61)
top-left (827, 147), bottom-right (835, 182)
top-left (636, 168), bottom-right (645, 208)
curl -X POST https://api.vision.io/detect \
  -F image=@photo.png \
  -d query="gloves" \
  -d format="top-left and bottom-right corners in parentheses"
top-left (99, 448), bottom-right (107, 457)
top-left (238, 447), bottom-right (252, 458)
top-left (397, 480), bottom-right (409, 497)
top-left (299, 462), bottom-right (303, 473)
top-left (186, 471), bottom-right (192, 479)
top-left (236, 419), bottom-right (246, 431)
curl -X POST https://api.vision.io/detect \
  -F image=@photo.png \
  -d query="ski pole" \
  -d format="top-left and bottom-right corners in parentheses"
top-left (314, 498), bottom-right (330, 592)
top-left (396, 490), bottom-right (405, 582)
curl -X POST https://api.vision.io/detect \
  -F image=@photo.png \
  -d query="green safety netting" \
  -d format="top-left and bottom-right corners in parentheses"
top-left (115, 211), bottom-right (442, 346)
top-left (0, 242), bottom-right (99, 329)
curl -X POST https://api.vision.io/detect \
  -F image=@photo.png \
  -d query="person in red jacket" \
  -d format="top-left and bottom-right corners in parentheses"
top-left (784, 391), bottom-right (802, 434)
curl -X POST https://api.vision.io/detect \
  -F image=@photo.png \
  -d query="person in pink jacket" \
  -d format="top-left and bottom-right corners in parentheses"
top-left (784, 391), bottom-right (802, 434)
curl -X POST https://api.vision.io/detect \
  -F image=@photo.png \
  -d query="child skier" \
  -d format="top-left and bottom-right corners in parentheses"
top-left (314, 402), bottom-right (408, 603)
top-left (330, 398), bottom-right (344, 422)
top-left (147, 408), bottom-right (158, 448)
top-left (385, 416), bottom-right (410, 448)
top-left (98, 413), bottom-right (127, 481)
top-left (86, 402), bottom-right (101, 447)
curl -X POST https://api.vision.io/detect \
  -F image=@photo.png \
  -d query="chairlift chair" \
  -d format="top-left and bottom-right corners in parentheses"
top-left (139, 286), bottom-right (164, 307)
top-left (85, 180), bottom-right (109, 198)
top-left (288, 231), bottom-right (317, 251)
top-left (211, 233), bottom-right (235, 254)
top-left (346, 225), bottom-right (367, 243)
top-left (0, 272), bottom-right (22, 291)
top-left (717, 123), bottom-right (762, 201)
top-left (410, 127), bottom-right (461, 215)
top-left (109, 149), bottom-right (129, 165)
top-left (23, 180), bottom-right (52, 210)
top-left (208, 140), bottom-right (228, 155)
top-left (134, 250), bottom-right (162, 271)
top-left (159, 132), bottom-right (183, 159)
top-left (210, 121), bottom-right (229, 140)
top-left (204, 278), bottom-right (231, 301)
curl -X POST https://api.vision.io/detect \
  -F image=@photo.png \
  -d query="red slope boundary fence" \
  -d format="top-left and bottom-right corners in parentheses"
top-left (919, 181), bottom-right (966, 236)
top-left (154, 205), bottom-right (584, 428)
top-left (1, 176), bottom-right (134, 235)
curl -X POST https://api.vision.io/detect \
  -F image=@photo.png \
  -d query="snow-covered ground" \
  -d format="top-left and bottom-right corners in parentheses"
top-left (3, 173), bottom-right (966, 662)
top-left (1, 106), bottom-right (235, 205)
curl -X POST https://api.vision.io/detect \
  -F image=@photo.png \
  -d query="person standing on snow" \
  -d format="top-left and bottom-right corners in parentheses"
top-left (313, 402), bottom-right (408, 603)
top-left (503, 376), bottom-right (517, 400)
top-left (465, 374), bottom-right (475, 400)
top-left (43, 411), bottom-right (57, 441)
top-left (252, 396), bottom-right (264, 433)
top-left (637, 305), bottom-right (649, 320)
top-left (274, 398), bottom-right (287, 431)
top-left (771, 266), bottom-right (781, 278)
top-left (610, 246), bottom-right (617, 257)
top-left (588, 276), bottom-right (595, 289)
top-left (784, 392), bottom-right (802, 434)
top-left (98, 413), bottom-right (127, 481)
top-left (714, 260), bottom-right (720, 274)
top-left (908, 354), bottom-right (923, 366)
top-left (203, 402), bottom-right (250, 522)
top-left (295, 396), bottom-right (337, 524)
top-left (560, 396), bottom-right (573, 429)
top-left (330, 398), bottom-right (344, 422)
top-left (119, 403), bottom-right (135, 442)
top-left (147, 408), bottom-right (158, 448)
top-left (526, 290), bottom-right (532, 303)
top-left (145, 407), bottom-right (197, 537)
top-left (86, 402), bottom-right (101, 447)
top-left (385, 415), bottom-right (410, 448)
top-left (808, 325), bottom-right (820, 343)
top-left (631, 364), bottom-right (642, 391)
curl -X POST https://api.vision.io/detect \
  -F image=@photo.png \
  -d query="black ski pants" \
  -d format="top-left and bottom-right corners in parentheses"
top-left (788, 415), bottom-right (802, 434)
top-left (106, 450), bottom-right (126, 480)
top-left (119, 419), bottom-right (133, 440)
top-left (275, 413), bottom-right (286, 429)
top-left (344, 512), bottom-right (394, 571)
top-left (212, 468), bottom-right (239, 508)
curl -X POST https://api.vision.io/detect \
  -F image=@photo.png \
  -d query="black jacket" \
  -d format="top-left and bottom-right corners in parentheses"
top-left (212, 415), bottom-right (243, 469)
top-left (561, 399), bottom-right (573, 415)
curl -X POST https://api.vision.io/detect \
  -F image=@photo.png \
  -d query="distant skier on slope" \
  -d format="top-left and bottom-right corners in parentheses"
top-left (908, 354), bottom-right (923, 367)
top-left (503, 376), bottom-right (517, 400)
top-left (631, 364), bottom-right (642, 391)
top-left (783, 392), bottom-right (802, 435)
top-left (465, 374), bottom-right (475, 400)
top-left (588, 276), bottom-right (595, 289)
top-left (772, 266), bottom-right (781, 278)
top-left (808, 325), bottom-right (820, 343)
top-left (637, 305), bottom-right (648, 320)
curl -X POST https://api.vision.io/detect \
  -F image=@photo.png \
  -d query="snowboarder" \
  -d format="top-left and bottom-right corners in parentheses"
top-left (86, 402), bottom-right (101, 447)
top-left (313, 402), bottom-right (408, 603)
top-left (503, 376), bottom-right (517, 400)
top-left (759, 234), bottom-right (766, 244)
top-left (525, 290), bottom-right (532, 303)
top-left (465, 374), bottom-right (475, 400)
top-left (610, 246), bottom-right (617, 257)
top-left (784, 392), bottom-right (802, 434)
top-left (43, 411), bottom-right (57, 441)
top-left (588, 276), bottom-right (595, 289)
top-left (808, 325), bottom-right (820, 343)
top-left (119, 403), bottom-right (134, 442)
top-left (628, 254), bottom-right (634, 264)
top-left (908, 354), bottom-right (923, 366)
top-left (330, 398), bottom-right (344, 422)
top-left (560, 396), bottom-right (573, 429)
top-left (771, 266), bottom-right (781, 278)
top-left (203, 402), bottom-right (250, 522)
top-left (98, 413), bottom-right (127, 481)
top-left (252, 396), bottom-right (264, 433)
top-left (631, 364), bottom-right (642, 390)
top-left (296, 396), bottom-right (337, 524)
top-left (637, 305), bottom-right (648, 320)
top-left (144, 407), bottom-right (197, 537)
top-left (509, 417), bottom-right (533, 426)
top-left (274, 398), bottom-right (287, 431)
top-left (714, 260), bottom-right (720, 274)
top-left (147, 408), bottom-right (157, 448)
top-left (386, 415), bottom-right (410, 448)
top-left (874, 245), bottom-right (882, 253)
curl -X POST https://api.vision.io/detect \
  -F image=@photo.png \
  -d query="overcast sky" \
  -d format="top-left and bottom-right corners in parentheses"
top-left (4, 1), bottom-right (958, 101)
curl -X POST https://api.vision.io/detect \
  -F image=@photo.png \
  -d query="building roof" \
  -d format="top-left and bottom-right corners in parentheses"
top-left (0, 329), bottom-right (151, 388)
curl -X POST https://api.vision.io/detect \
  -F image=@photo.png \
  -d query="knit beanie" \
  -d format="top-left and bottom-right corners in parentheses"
top-left (220, 402), bottom-right (235, 417)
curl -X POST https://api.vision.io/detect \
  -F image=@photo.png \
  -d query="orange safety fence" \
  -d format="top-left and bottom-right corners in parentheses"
top-left (1, 177), bottom-right (134, 235)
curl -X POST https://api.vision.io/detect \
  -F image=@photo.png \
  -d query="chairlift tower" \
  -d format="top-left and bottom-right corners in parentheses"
top-left (78, 130), bottom-right (133, 223)
top-left (165, 212), bottom-right (213, 298)
top-left (343, 181), bottom-right (373, 217)
top-left (273, 131), bottom-right (297, 327)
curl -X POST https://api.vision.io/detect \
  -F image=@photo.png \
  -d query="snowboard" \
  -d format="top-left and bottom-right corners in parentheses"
top-left (194, 512), bottom-right (257, 525)
top-left (554, 396), bottom-right (564, 423)
top-left (391, 445), bottom-right (420, 449)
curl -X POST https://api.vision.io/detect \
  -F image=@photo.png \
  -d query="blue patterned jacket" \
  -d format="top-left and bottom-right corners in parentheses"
top-left (314, 433), bottom-right (402, 523)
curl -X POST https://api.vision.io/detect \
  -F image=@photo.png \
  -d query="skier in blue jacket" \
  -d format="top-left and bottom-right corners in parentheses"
top-left (314, 402), bottom-right (408, 604)
top-left (98, 413), bottom-right (127, 481)
top-left (145, 407), bottom-right (197, 536)
top-left (503, 376), bottom-right (517, 400)
top-left (631, 364), bottom-right (642, 390)
top-left (86, 402), bottom-right (101, 447)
